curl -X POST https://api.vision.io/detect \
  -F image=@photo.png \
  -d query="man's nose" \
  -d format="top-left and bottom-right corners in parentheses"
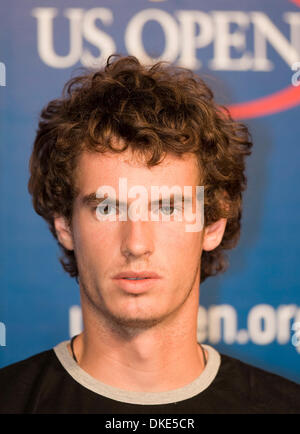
top-left (120, 219), bottom-right (154, 259)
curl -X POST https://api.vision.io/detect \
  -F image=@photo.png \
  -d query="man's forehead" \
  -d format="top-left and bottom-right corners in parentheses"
top-left (75, 148), bottom-right (201, 192)
top-left (77, 148), bottom-right (200, 171)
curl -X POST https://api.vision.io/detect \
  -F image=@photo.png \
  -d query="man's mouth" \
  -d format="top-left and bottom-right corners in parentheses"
top-left (112, 272), bottom-right (162, 293)
top-left (113, 271), bottom-right (161, 279)
top-left (122, 277), bottom-right (150, 280)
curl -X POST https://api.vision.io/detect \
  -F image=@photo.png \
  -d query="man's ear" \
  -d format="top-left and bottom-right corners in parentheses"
top-left (202, 218), bottom-right (227, 252)
top-left (54, 215), bottom-right (74, 251)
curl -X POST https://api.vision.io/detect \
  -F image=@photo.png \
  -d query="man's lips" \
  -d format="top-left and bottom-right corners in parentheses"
top-left (113, 271), bottom-right (162, 279)
top-left (112, 271), bottom-right (162, 293)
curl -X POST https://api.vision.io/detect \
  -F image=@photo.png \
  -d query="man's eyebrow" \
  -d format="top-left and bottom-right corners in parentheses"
top-left (81, 192), bottom-right (193, 206)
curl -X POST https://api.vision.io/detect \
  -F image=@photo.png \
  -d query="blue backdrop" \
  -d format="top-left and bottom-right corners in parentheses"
top-left (1, 0), bottom-right (300, 384)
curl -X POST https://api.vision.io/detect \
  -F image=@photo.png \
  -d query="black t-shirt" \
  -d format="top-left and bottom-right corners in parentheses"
top-left (0, 340), bottom-right (299, 414)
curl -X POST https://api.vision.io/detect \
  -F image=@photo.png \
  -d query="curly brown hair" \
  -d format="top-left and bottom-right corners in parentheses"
top-left (28, 55), bottom-right (252, 283)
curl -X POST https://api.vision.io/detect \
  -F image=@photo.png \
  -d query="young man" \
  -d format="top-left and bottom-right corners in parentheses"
top-left (0, 55), bottom-right (299, 414)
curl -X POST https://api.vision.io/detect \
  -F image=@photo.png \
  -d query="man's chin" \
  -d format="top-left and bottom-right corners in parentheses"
top-left (104, 309), bottom-right (169, 333)
top-left (111, 314), bottom-right (163, 330)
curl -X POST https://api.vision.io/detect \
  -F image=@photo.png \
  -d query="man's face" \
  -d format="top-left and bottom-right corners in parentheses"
top-left (69, 148), bottom-right (204, 330)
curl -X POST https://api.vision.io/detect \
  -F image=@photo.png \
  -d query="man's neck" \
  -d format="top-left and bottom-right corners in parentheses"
top-left (69, 310), bottom-right (206, 392)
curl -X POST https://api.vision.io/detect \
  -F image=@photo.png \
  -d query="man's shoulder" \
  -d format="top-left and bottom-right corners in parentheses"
top-left (0, 348), bottom-right (55, 379)
top-left (216, 352), bottom-right (300, 413)
top-left (220, 352), bottom-right (300, 389)
top-left (0, 348), bottom-right (59, 413)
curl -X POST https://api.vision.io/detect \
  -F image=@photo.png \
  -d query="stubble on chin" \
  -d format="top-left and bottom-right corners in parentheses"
top-left (80, 279), bottom-right (198, 340)
top-left (78, 258), bottom-right (200, 339)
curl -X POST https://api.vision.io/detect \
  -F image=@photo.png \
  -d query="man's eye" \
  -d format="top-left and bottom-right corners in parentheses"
top-left (96, 203), bottom-right (116, 215)
top-left (160, 205), bottom-right (175, 215)
top-left (151, 203), bottom-right (182, 216)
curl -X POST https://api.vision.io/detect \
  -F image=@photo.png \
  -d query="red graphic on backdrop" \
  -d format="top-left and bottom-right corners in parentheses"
top-left (227, 0), bottom-right (300, 119)
top-left (228, 84), bottom-right (300, 119)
